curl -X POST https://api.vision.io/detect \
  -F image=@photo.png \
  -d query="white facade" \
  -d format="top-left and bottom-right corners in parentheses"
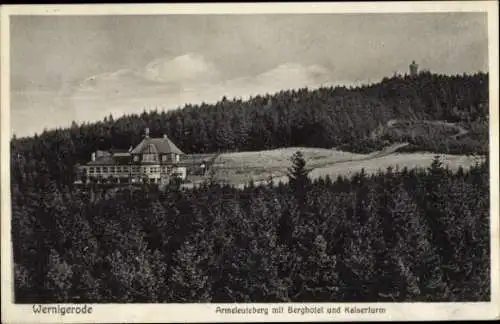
top-left (82, 163), bottom-right (187, 184)
top-left (172, 166), bottom-right (187, 179)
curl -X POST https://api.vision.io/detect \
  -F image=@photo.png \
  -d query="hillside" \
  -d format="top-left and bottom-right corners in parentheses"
top-left (189, 146), bottom-right (484, 188)
top-left (10, 72), bottom-right (491, 304)
top-left (10, 72), bottom-right (489, 189)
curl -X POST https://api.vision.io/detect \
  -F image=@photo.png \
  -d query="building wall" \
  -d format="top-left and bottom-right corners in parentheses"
top-left (79, 148), bottom-right (187, 185)
top-left (80, 163), bottom-right (187, 183)
top-left (172, 167), bottom-right (187, 180)
top-left (131, 153), bottom-right (182, 164)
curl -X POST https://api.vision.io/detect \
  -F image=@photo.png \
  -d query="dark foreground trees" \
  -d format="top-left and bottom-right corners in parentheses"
top-left (9, 72), bottom-right (490, 303)
top-left (12, 157), bottom-right (490, 303)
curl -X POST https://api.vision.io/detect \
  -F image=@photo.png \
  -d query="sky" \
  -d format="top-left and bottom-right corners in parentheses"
top-left (10, 13), bottom-right (488, 137)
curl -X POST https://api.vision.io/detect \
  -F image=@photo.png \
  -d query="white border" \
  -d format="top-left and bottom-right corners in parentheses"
top-left (1, 2), bottom-right (499, 323)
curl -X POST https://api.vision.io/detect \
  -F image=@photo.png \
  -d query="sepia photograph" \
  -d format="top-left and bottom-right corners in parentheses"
top-left (1, 2), bottom-right (499, 323)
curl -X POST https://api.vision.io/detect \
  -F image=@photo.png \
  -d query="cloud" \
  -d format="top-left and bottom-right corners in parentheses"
top-left (86, 55), bottom-right (336, 96)
top-left (12, 53), bottom-right (350, 137)
top-left (80, 53), bottom-right (220, 93)
top-left (224, 63), bottom-right (333, 96)
top-left (144, 53), bottom-right (221, 84)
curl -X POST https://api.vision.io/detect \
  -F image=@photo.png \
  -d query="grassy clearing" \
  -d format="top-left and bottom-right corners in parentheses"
top-left (305, 152), bottom-right (483, 184)
top-left (206, 146), bottom-right (484, 186)
top-left (215, 147), bottom-right (366, 169)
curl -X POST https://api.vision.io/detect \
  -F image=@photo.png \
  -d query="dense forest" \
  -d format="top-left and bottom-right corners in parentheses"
top-left (12, 154), bottom-right (490, 302)
top-left (10, 71), bottom-right (491, 302)
top-left (11, 72), bottom-right (488, 188)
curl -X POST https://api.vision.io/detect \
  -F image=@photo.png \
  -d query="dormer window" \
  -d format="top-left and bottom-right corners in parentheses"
top-left (143, 153), bottom-right (158, 163)
top-left (142, 143), bottom-right (158, 163)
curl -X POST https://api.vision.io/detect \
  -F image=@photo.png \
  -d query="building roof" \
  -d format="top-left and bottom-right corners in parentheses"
top-left (95, 150), bottom-right (112, 158)
top-left (86, 157), bottom-right (116, 166)
top-left (108, 148), bottom-right (130, 154)
top-left (130, 136), bottom-right (184, 155)
top-left (84, 152), bottom-right (209, 167)
top-left (143, 143), bottom-right (159, 154)
top-left (113, 152), bottom-right (132, 157)
top-left (86, 155), bottom-right (131, 166)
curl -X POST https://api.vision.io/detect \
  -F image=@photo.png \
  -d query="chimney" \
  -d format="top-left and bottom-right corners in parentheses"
top-left (128, 146), bottom-right (133, 152)
top-left (91, 152), bottom-right (96, 161)
top-left (145, 127), bottom-right (150, 138)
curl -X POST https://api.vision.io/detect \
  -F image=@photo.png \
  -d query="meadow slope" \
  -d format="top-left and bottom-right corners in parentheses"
top-left (206, 145), bottom-right (484, 187)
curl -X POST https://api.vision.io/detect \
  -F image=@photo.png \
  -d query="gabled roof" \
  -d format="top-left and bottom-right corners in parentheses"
top-left (130, 136), bottom-right (184, 155)
top-left (143, 143), bottom-right (159, 154)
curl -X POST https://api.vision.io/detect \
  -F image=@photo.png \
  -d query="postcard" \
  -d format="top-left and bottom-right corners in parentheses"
top-left (1, 2), bottom-right (499, 323)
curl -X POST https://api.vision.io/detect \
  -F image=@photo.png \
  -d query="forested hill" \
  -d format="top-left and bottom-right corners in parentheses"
top-left (11, 72), bottom-right (488, 184)
top-left (10, 72), bottom-right (491, 303)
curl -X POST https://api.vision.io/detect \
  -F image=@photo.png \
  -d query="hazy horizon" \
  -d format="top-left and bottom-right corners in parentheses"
top-left (10, 13), bottom-right (488, 137)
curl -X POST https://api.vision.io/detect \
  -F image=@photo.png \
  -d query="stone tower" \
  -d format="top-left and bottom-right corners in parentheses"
top-left (409, 60), bottom-right (419, 76)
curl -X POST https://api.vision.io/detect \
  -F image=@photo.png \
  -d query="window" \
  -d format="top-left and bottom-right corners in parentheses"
top-left (175, 154), bottom-right (180, 163)
top-left (123, 166), bottom-right (129, 172)
top-left (132, 166), bottom-right (140, 173)
top-left (134, 155), bottom-right (139, 162)
top-left (162, 155), bottom-right (168, 162)
top-left (95, 167), bottom-right (100, 173)
top-left (102, 167), bottom-right (108, 173)
top-left (89, 167), bottom-right (95, 173)
top-left (110, 166), bottom-right (115, 173)
top-left (143, 153), bottom-right (158, 163)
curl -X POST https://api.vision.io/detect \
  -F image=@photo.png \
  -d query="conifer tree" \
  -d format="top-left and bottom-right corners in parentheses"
top-left (45, 249), bottom-right (74, 302)
top-left (292, 234), bottom-right (339, 301)
top-left (288, 151), bottom-right (310, 196)
top-left (168, 234), bottom-right (213, 302)
top-left (14, 263), bottom-right (33, 301)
